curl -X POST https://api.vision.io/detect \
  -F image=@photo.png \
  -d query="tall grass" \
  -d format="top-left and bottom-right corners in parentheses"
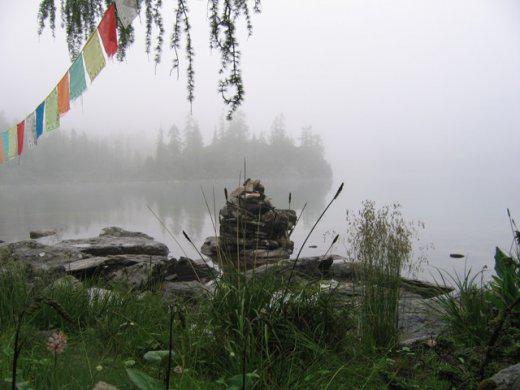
top-left (346, 201), bottom-right (415, 349)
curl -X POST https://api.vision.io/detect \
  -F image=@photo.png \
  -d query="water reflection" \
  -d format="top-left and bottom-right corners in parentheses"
top-left (0, 178), bottom-right (332, 259)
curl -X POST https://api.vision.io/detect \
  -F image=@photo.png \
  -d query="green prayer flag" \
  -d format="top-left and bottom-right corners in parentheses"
top-left (45, 87), bottom-right (60, 132)
top-left (8, 126), bottom-right (17, 160)
top-left (70, 55), bottom-right (87, 100)
top-left (83, 31), bottom-right (106, 82)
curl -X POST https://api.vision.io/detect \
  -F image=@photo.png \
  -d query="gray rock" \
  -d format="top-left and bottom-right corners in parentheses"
top-left (482, 363), bottom-right (520, 390)
top-left (398, 297), bottom-right (444, 345)
top-left (30, 229), bottom-right (57, 239)
top-left (162, 257), bottom-right (217, 282)
top-left (49, 275), bottom-right (83, 290)
top-left (59, 227), bottom-right (168, 257)
top-left (162, 281), bottom-right (213, 301)
top-left (93, 381), bottom-right (118, 390)
top-left (2, 240), bottom-right (84, 273)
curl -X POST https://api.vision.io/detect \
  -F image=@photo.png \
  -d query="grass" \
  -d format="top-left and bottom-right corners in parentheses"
top-left (1, 202), bottom-right (519, 389)
top-left (0, 256), bottom-right (472, 389)
top-left (346, 201), bottom-right (416, 349)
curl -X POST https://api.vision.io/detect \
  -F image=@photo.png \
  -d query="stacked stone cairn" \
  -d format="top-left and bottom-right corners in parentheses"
top-left (203, 179), bottom-right (297, 268)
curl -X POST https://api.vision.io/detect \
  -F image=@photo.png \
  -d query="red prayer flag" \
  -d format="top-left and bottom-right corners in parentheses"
top-left (57, 73), bottom-right (70, 115)
top-left (17, 121), bottom-right (24, 156)
top-left (98, 3), bottom-right (118, 57)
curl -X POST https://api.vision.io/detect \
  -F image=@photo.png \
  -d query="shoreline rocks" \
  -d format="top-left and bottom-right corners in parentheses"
top-left (1, 226), bottom-right (454, 343)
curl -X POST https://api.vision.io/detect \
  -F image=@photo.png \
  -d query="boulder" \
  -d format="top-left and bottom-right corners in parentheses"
top-left (59, 227), bottom-right (168, 257)
top-left (161, 257), bottom-right (218, 282)
top-left (2, 240), bottom-right (85, 273)
top-left (479, 363), bottom-right (520, 390)
top-left (162, 280), bottom-right (214, 301)
top-left (398, 297), bottom-right (444, 345)
top-left (30, 229), bottom-right (57, 239)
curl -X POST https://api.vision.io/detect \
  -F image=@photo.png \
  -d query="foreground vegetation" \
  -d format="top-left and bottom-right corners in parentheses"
top-left (0, 205), bottom-right (518, 389)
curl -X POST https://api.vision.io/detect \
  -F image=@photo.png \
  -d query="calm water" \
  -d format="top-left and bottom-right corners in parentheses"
top-left (0, 175), bottom-right (518, 282)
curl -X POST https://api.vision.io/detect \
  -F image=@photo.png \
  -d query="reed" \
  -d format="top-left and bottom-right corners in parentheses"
top-left (346, 201), bottom-right (414, 349)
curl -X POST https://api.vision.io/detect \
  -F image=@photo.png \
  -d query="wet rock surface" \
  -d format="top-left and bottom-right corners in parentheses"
top-left (203, 179), bottom-right (296, 267)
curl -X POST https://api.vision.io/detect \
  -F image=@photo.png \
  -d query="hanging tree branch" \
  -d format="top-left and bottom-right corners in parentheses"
top-left (37, 0), bottom-right (261, 118)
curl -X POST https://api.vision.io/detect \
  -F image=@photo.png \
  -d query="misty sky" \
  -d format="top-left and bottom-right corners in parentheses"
top-left (1, 0), bottom-right (520, 179)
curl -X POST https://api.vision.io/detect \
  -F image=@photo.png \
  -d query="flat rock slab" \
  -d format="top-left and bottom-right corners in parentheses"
top-left (2, 240), bottom-right (85, 272)
top-left (59, 227), bottom-right (169, 257)
top-left (398, 297), bottom-right (444, 345)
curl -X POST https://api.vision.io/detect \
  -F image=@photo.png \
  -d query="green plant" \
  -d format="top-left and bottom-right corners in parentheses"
top-left (432, 267), bottom-right (492, 346)
top-left (346, 201), bottom-right (417, 349)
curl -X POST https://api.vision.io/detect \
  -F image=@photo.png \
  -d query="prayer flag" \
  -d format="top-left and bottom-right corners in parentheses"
top-left (45, 87), bottom-right (60, 132)
top-left (8, 126), bottom-right (17, 160)
top-left (57, 73), bottom-right (70, 115)
top-left (83, 31), bottom-right (106, 82)
top-left (70, 55), bottom-right (87, 100)
top-left (0, 133), bottom-right (4, 164)
top-left (25, 112), bottom-right (37, 149)
top-left (98, 4), bottom-right (118, 57)
top-left (17, 121), bottom-right (24, 156)
top-left (35, 102), bottom-right (45, 139)
top-left (114, 0), bottom-right (139, 28)
top-left (1, 132), bottom-right (8, 162)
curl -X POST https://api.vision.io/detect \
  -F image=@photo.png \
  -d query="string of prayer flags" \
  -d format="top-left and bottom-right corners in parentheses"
top-left (69, 55), bottom-right (87, 101)
top-left (25, 112), bottom-right (37, 149)
top-left (45, 88), bottom-right (60, 132)
top-left (114, 0), bottom-right (139, 28)
top-left (1, 2), bottom-right (143, 165)
top-left (17, 121), bottom-right (24, 156)
top-left (8, 126), bottom-right (17, 160)
top-left (83, 32), bottom-right (106, 82)
top-left (98, 4), bottom-right (118, 57)
top-left (57, 73), bottom-right (70, 115)
top-left (35, 102), bottom-right (45, 139)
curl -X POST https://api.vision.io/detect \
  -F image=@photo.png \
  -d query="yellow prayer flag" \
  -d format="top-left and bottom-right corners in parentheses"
top-left (83, 31), bottom-right (106, 82)
top-left (45, 87), bottom-right (60, 132)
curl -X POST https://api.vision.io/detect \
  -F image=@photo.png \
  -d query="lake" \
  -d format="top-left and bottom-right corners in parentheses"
top-left (0, 174), bottom-right (518, 282)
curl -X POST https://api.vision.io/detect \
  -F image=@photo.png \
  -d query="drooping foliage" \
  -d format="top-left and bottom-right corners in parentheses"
top-left (37, 0), bottom-right (261, 118)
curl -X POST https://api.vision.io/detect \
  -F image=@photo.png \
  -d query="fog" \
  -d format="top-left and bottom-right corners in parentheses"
top-left (1, 0), bottom-right (520, 279)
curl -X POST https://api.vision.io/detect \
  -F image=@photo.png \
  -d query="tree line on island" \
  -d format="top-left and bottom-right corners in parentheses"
top-left (0, 112), bottom-right (332, 183)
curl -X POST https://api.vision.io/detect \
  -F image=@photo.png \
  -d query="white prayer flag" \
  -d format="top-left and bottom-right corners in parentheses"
top-left (114, 0), bottom-right (139, 28)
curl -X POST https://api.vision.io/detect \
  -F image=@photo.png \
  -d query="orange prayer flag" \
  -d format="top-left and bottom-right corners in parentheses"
top-left (57, 73), bottom-right (70, 115)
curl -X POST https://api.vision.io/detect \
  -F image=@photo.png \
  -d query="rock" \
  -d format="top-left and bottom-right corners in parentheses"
top-left (59, 227), bottom-right (168, 257)
top-left (49, 275), bottom-right (83, 290)
top-left (162, 257), bottom-right (218, 282)
top-left (205, 179), bottom-right (296, 268)
top-left (2, 240), bottom-right (84, 273)
top-left (162, 281), bottom-right (213, 301)
top-left (93, 381), bottom-right (117, 390)
top-left (398, 297), bottom-right (444, 345)
top-left (29, 229), bottom-right (57, 239)
top-left (480, 363), bottom-right (520, 390)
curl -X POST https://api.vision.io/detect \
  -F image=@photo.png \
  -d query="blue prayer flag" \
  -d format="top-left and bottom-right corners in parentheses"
top-left (35, 102), bottom-right (45, 139)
